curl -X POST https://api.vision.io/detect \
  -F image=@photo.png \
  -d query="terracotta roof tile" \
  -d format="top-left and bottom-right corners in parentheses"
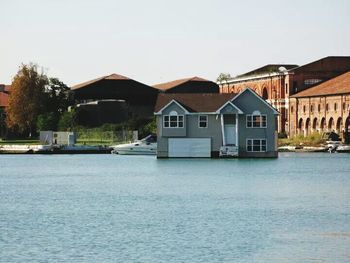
top-left (155, 93), bottom-right (237, 113)
top-left (153, 76), bottom-right (211, 91)
top-left (291, 71), bottom-right (350, 98)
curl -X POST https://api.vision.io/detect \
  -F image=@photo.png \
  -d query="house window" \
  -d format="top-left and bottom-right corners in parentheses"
top-left (334, 103), bottom-right (337, 111)
top-left (310, 104), bottom-right (314, 113)
top-left (198, 115), bottom-right (208, 128)
top-left (318, 104), bottom-right (321, 112)
top-left (163, 114), bottom-right (184, 128)
top-left (326, 103), bottom-right (329, 111)
top-left (247, 139), bottom-right (267, 152)
top-left (246, 114), bottom-right (267, 128)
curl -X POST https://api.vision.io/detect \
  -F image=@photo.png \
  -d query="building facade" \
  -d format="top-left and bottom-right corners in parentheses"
top-left (221, 56), bottom-right (350, 135)
top-left (289, 71), bottom-right (350, 140)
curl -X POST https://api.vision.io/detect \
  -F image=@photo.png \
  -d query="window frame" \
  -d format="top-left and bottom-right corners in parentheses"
top-left (246, 138), bottom-right (267, 152)
top-left (198, 115), bottom-right (208, 128)
top-left (246, 114), bottom-right (267, 128)
top-left (163, 114), bottom-right (184, 128)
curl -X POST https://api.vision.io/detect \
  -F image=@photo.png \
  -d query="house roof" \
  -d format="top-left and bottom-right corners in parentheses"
top-left (71, 73), bottom-right (131, 90)
top-left (154, 93), bottom-right (238, 113)
top-left (153, 76), bottom-right (212, 91)
top-left (291, 71), bottom-right (350, 98)
top-left (0, 91), bottom-right (9, 107)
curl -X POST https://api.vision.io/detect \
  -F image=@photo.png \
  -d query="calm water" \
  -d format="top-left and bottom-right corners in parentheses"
top-left (0, 153), bottom-right (350, 263)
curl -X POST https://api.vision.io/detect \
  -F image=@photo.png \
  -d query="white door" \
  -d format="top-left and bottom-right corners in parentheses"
top-left (168, 138), bottom-right (211, 157)
top-left (224, 125), bottom-right (236, 145)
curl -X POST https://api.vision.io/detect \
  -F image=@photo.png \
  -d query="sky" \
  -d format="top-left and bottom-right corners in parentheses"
top-left (1, 0), bottom-right (350, 86)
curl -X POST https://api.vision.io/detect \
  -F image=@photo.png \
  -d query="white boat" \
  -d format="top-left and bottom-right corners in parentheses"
top-left (336, 145), bottom-right (350, 153)
top-left (111, 134), bottom-right (157, 155)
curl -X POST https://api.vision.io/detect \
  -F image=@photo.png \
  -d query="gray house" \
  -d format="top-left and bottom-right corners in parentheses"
top-left (154, 88), bottom-right (279, 158)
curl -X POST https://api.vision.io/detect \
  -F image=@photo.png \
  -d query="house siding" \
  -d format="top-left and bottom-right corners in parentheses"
top-left (234, 90), bottom-right (278, 157)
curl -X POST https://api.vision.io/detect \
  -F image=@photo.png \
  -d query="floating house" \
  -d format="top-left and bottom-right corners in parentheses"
top-left (154, 88), bottom-right (279, 158)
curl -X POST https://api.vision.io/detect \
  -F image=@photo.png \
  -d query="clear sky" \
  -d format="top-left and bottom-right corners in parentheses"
top-left (1, 0), bottom-right (350, 86)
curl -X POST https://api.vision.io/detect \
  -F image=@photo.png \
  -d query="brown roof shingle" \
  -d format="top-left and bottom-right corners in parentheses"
top-left (291, 71), bottom-right (350, 98)
top-left (153, 76), bottom-right (211, 91)
top-left (154, 93), bottom-right (237, 113)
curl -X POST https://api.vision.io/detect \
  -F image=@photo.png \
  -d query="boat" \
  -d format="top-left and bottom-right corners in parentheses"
top-left (336, 145), bottom-right (350, 153)
top-left (111, 134), bottom-right (157, 155)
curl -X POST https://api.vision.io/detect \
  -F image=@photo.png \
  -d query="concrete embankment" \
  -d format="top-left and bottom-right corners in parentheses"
top-left (0, 145), bottom-right (112, 154)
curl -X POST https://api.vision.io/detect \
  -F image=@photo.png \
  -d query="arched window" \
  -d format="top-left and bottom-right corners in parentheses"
top-left (318, 104), bottom-right (321, 112)
top-left (326, 103), bottom-right (329, 111)
top-left (334, 103), bottom-right (338, 111)
top-left (343, 102), bottom-right (346, 111)
top-left (303, 105), bottom-right (306, 113)
top-left (291, 106), bottom-right (294, 113)
top-left (310, 104), bottom-right (314, 113)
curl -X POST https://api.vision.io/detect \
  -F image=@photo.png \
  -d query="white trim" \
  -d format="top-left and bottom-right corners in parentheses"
top-left (163, 115), bottom-right (184, 129)
top-left (154, 99), bottom-right (190, 115)
top-left (215, 101), bottom-right (244, 114)
top-left (220, 114), bottom-right (226, 146)
top-left (246, 138), bottom-right (267, 152)
top-left (198, 115), bottom-right (208, 128)
top-left (231, 88), bottom-right (279, 115)
top-left (235, 114), bottom-right (238, 147)
top-left (246, 114), bottom-right (267, 128)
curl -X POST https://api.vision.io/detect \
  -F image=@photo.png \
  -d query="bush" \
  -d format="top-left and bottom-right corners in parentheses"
top-left (37, 112), bottom-right (58, 131)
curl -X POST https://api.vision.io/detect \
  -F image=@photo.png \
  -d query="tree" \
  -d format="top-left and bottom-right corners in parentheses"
top-left (216, 73), bottom-right (232, 85)
top-left (36, 112), bottom-right (58, 131)
top-left (58, 109), bottom-right (77, 131)
top-left (44, 78), bottom-right (71, 116)
top-left (6, 64), bottom-right (48, 136)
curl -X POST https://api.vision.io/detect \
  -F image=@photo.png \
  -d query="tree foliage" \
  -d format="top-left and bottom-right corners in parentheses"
top-left (216, 73), bottom-right (232, 84)
top-left (6, 64), bottom-right (48, 136)
top-left (58, 109), bottom-right (77, 131)
top-left (6, 64), bottom-right (71, 136)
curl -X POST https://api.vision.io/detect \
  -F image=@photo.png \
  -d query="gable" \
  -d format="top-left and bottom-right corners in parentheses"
top-left (155, 100), bottom-right (188, 115)
top-left (232, 88), bottom-right (279, 115)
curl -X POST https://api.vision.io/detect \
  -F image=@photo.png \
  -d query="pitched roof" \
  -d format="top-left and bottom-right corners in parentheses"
top-left (236, 64), bottom-right (298, 78)
top-left (0, 91), bottom-right (9, 107)
top-left (291, 71), bottom-right (350, 98)
top-left (153, 76), bottom-right (212, 91)
top-left (154, 93), bottom-right (237, 113)
top-left (71, 73), bottom-right (130, 90)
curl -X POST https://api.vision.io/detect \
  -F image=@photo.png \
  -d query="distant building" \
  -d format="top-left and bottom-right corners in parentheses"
top-left (154, 76), bottom-right (219, 93)
top-left (71, 73), bottom-right (159, 126)
top-left (0, 84), bottom-right (11, 137)
top-left (221, 56), bottom-right (350, 134)
top-left (154, 89), bottom-right (279, 158)
top-left (289, 71), bottom-right (350, 141)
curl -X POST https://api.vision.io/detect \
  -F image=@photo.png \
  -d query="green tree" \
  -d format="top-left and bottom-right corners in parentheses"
top-left (58, 109), bottom-right (77, 131)
top-left (6, 63), bottom-right (48, 136)
top-left (36, 112), bottom-right (58, 131)
top-left (44, 78), bottom-right (71, 115)
top-left (216, 73), bottom-right (232, 85)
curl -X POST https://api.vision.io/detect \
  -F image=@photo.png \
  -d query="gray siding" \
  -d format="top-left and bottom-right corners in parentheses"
top-left (233, 90), bottom-right (278, 157)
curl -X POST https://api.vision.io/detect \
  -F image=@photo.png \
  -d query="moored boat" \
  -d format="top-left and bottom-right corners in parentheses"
top-left (111, 134), bottom-right (157, 155)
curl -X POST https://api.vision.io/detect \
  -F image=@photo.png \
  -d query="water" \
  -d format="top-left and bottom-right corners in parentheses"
top-left (0, 153), bottom-right (350, 263)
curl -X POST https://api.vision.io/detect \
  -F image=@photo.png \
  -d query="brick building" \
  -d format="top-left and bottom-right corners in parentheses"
top-left (221, 56), bottom-right (350, 134)
top-left (0, 84), bottom-right (11, 137)
top-left (289, 71), bottom-right (350, 140)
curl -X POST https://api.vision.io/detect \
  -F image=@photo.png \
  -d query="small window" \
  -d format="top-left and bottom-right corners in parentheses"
top-left (334, 103), bottom-right (337, 111)
top-left (291, 106), bottom-right (294, 113)
top-left (318, 104), bottom-right (321, 112)
top-left (326, 103), bottom-right (329, 111)
top-left (246, 114), bottom-right (267, 128)
top-left (163, 115), bottom-right (184, 128)
top-left (342, 102), bottom-right (346, 111)
top-left (310, 104), bottom-right (314, 113)
top-left (198, 115), bottom-right (208, 128)
top-left (246, 139), bottom-right (267, 152)
top-left (303, 105), bottom-right (306, 113)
